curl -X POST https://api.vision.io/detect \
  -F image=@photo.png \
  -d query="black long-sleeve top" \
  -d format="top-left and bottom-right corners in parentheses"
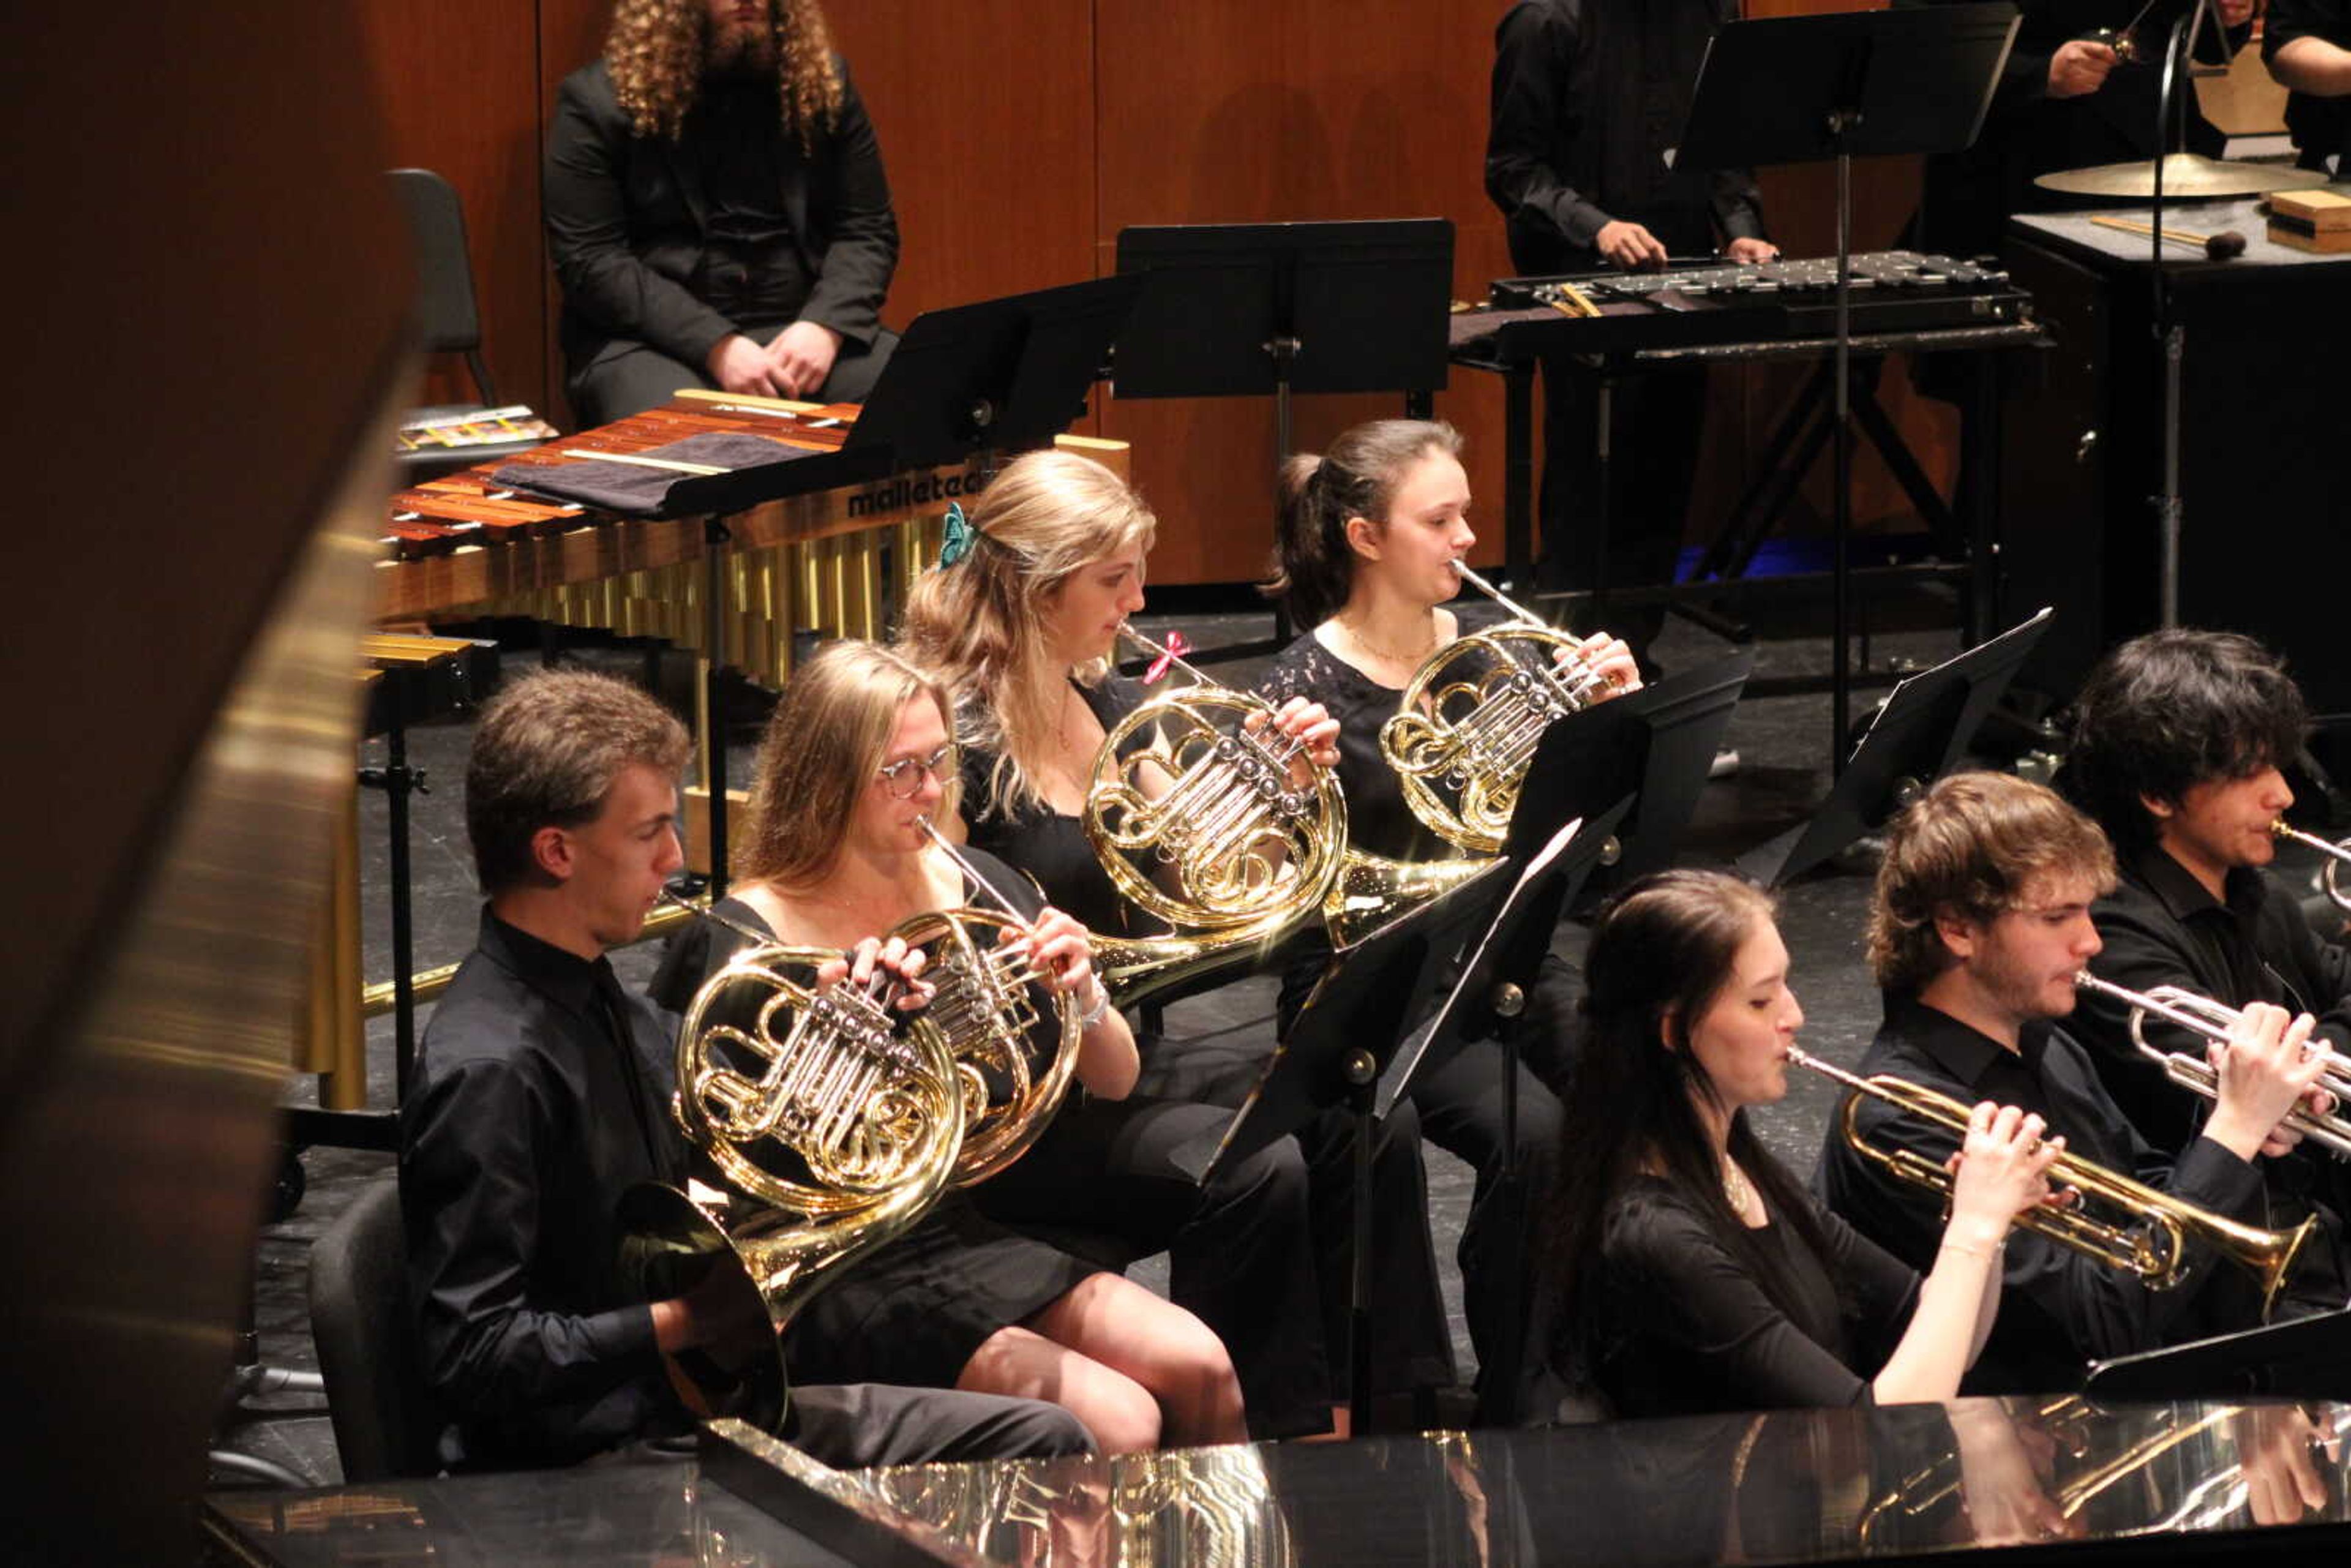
top-left (399, 910), bottom-right (688, 1470)
top-left (2079, 844), bottom-right (2351, 1157)
top-left (2267, 0), bottom-right (2351, 169)
top-left (1485, 0), bottom-right (1766, 276)
top-left (1814, 996), bottom-right (2267, 1395)
top-left (1589, 1175), bottom-right (1919, 1417)
top-left (544, 56), bottom-right (898, 381)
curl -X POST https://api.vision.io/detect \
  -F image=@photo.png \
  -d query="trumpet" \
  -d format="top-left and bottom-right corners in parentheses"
top-left (1788, 1045), bottom-right (2315, 1318)
top-left (2070, 970), bottom-right (2351, 1161)
top-left (1378, 561), bottom-right (1626, 854)
top-left (2274, 820), bottom-right (2351, 916)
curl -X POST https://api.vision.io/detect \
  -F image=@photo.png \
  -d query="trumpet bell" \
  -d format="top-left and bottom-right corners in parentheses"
top-left (618, 943), bottom-right (965, 1427)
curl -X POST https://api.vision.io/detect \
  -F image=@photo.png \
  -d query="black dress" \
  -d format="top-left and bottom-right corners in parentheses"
top-left (956, 674), bottom-right (1459, 1430)
top-left (1591, 1174), bottom-right (1919, 1419)
top-left (645, 865), bottom-right (1094, 1392)
top-left (1259, 625), bottom-right (1571, 1422)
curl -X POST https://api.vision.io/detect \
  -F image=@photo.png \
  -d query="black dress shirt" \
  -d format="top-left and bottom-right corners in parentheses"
top-left (1485, 0), bottom-right (1766, 276)
top-left (1814, 996), bottom-right (2267, 1395)
top-left (2266, 0), bottom-right (2351, 170)
top-left (399, 910), bottom-right (688, 1469)
top-left (2080, 844), bottom-right (2351, 1157)
top-left (1589, 1174), bottom-right (1918, 1417)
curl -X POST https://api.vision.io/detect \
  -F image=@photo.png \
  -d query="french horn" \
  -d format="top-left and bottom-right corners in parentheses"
top-left (1379, 561), bottom-right (1625, 855)
top-left (1085, 624), bottom-right (1494, 970)
top-left (617, 896), bottom-right (966, 1429)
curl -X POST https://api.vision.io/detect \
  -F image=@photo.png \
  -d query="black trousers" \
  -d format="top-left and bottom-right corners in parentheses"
top-left (568, 323), bottom-right (901, 427)
top-left (783, 1381), bottom-right (1097, 1468)
top-left (1537, 358), bottom-right (1709, 674)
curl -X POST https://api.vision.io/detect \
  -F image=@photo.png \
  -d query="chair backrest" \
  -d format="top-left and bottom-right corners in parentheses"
top-left (386, 167), bottom-right (497, 402)
top-left (307, 1178), bottom-right (447, 1481)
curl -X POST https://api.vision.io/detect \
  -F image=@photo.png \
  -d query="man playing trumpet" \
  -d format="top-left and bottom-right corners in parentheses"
top-left (1817, 773), bottom-right (2333, 1395)
top-left (2060, 629), bottom-right (2351, 1159)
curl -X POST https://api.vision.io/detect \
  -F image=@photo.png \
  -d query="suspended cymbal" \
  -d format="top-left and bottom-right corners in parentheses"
top-left (2036, 153), bottom-right (2331, 198)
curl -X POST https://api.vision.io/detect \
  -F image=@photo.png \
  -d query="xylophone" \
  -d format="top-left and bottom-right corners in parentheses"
top-left (378, 389), bottom-right (1130, 688)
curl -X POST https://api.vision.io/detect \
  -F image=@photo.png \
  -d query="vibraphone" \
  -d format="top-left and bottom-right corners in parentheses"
top-left (378, 388), bottom-right (1131, 690)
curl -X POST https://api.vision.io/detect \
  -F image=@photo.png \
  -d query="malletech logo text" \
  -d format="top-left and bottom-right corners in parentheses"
top-left (846, 467), bottom-right (988, 519)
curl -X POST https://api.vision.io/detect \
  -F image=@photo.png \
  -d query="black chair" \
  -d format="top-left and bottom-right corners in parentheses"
top-left (308, 1178), bottom-right (447, 1481)
top-left (386, 167), bottom-right (547, 481)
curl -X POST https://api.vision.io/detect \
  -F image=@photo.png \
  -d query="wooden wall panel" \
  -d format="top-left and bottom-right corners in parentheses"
top-left (356, 0), bottom-right (1962, 579)
top-left (359, 0), bottom-right (549, 413)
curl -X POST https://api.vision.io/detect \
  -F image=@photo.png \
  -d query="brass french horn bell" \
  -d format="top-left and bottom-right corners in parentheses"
top-left (894, 822), bottom-right (1086, 1188)
top-left (617, 895), bottom-right (966, 1428)
top-left (1379, 561), bottom-right (1626, 855)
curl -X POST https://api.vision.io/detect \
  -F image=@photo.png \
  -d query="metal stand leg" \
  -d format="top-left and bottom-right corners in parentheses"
top-left (1504, 364), bottom-right (1536, 592)
top-left (704, 513), bottom-right (736, 897)
top-left (1345, 1048), bottom-right (1378, 1437)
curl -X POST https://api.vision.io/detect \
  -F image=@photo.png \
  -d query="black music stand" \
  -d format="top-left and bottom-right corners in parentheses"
top-left (1677, 4), bottom-right (2018, 766)
top-left (1114, 220), bottom-right (1455, 641)
top-left (1199, 865), bottom-right (1508, 1432)
top-left (1734, 607), bottom-right (2053, 887)
top-left (1381, 801), bottom-right (1634, 1424)
top-left (2084, 1307), bottom-right (2351, 1401)
top-left (1564, 648), bottom-right (1757, 898)
top-left (668, 276), bottom-right (1143, 891)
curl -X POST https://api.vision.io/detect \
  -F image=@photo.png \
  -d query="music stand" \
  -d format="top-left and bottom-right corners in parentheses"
top-left (1197, 862), bottom-right (1506, 1433)
top-left (1735, 607), bottom-right (2053, 887)
top-left (1570, 648), bottom-right (1758, 897)
top-left (1676, 4), bottom-right (2018, 767)
top-left (2083, 1307), bottom-right (2351, 1401)
top-left (1380, 800), bottom-right (1632, 1423)
top-left (1115, 220), bottom-right (1455, 640)
top-left (669, 276), bottom-right (1143, 891)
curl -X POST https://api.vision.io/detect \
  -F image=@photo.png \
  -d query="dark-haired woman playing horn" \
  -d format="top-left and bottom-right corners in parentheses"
top-left (899, 448), bottom-right (1460, 1436)
top-left (1539, 869), bottom-right (2057, 1418)
top-left (650, 640), bottom-right (1247, 1451)
top-left (1258, 417), bottom-right (1637, 1421)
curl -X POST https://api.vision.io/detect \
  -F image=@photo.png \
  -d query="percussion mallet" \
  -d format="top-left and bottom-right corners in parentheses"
top-left (2090, 213), bottom-right (2248, 260)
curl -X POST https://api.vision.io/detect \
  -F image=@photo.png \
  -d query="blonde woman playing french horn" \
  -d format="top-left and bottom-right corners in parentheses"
top-left (649, 641), bottom-right (1247, 1452)
top-left (899, 448), bottom-right (1461, 1438)
top-left (1258, 418), bottom-right (1640, 1422)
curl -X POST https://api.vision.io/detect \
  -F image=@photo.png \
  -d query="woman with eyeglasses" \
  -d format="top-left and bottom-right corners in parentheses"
top-left (897, 448), bottom-right (1458, 1438)
top-left (650, 640), bottom-right (1248, 1452)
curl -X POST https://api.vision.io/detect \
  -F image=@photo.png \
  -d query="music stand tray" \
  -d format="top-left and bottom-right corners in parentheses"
top-left (2084, 1307), bottom-right (2351, 1401)
top-left (664, 274), bottom-right (1145, 516)
top-left (1736, 607), bottom-right (2054, 887)
top-left (1586, 649), bottom-right (1758, 894)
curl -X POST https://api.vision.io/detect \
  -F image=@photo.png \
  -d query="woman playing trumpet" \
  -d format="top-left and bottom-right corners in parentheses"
top-left (898, 448), bottom-right (1458, 1434)
top-left (650, 641), bottom-right (1245, 1451)
top-left (1259, 417), bottom-right (1637, 1419)
top-left (1538, 869), bottom-right (2061, 1418)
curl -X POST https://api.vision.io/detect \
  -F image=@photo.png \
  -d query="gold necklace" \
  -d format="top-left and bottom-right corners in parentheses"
top-left (1722, 1158), bottom-right (1755, 1215)
top-left (1342, 612), bottom-right (1438, 667)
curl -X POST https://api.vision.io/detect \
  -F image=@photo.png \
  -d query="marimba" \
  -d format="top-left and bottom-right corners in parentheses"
top-left (378, 388), bottom-right (1131, 690)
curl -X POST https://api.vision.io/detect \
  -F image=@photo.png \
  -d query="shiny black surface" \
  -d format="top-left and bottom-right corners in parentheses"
top-left (209, 1398), bottom-right (2351, 1567)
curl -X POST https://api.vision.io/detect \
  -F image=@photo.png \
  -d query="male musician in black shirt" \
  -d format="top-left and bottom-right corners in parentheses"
top-left (1816, 772), bottom-right (2326, 1394)
top-left (2267, 0), bottom-right (2351, 172)
top-left (1485, 0), bottom-right (1777, 672)
top-left (401, 667), bottom-right (1090, 1469)
top-left (545, 0), bottom-right (899, 424)
top-left (2060, 629), bottom-right (2351, 1158)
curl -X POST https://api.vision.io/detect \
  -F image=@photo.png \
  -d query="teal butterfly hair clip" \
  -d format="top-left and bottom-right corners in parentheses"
top-left (936, 502), bottom-right (975, 569)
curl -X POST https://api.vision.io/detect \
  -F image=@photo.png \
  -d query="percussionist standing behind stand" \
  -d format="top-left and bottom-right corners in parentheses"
top-left (1485, 0), bottom-right (1778, 674)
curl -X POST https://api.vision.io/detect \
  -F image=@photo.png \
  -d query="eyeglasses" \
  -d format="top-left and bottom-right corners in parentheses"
top-left (877, 743), bottom-right (958, 800)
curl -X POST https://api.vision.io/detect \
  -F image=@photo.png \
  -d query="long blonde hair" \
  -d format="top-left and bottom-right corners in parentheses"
top-left (604, 0), bottom-right (844, 151)
top-left (898, 451), bottom-right (1157, 819)
top-left (741, 641), bottom-right (958, 890)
